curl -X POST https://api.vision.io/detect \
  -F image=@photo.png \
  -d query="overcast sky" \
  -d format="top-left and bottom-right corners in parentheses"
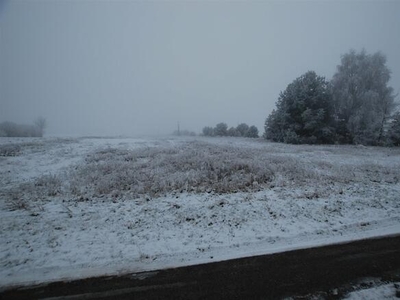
top-left (1, 0), bottom-right (399, 137)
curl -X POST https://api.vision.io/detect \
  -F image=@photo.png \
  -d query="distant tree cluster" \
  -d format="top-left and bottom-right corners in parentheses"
top-left (172, 129), bottom-right (197, 137)
top-left (265, 50), bottom-right (398, 145)
top-left (0, 117), bottom-right (46, 137)
top-left (202, 122), bottom-right (259, 138)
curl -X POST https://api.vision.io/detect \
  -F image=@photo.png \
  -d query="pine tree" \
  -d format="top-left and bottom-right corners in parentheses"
top-left (264, 71), bottom-right (335, 144)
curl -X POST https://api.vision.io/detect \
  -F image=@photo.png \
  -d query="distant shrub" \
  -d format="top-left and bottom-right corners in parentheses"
top-left (214, 123), bottom-right (228, 136)
top-left (236, 123), bottom-right (250, 136)
top-left (202, 126), bottom-right (214, 136)
top-left (246, 125), bottom-right (259, 138)
top-left (227, 127), bottom-right (240, 137)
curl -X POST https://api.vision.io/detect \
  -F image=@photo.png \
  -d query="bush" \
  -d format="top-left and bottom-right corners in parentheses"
top-left (214, 123), bottom-right (228, 136)
top-left (246, 125), bottom-right (259, 138)
top-left (227, 127), bottom-right (240, 137)
top-left (236, 123), bottom-right (249, 136)
top-left (202, 126), bottom-right (214, 136)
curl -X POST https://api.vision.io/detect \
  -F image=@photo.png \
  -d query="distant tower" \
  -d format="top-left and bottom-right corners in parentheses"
top-left (177, 122), bottom-right (180, 136)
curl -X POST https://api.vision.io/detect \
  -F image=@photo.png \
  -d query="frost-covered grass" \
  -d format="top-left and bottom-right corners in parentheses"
top-left (0, 136), bottom-right (400, 287)
top-left (70, 143), bottom-right (272, 197)
top-left (4, 138), bottom-right (400, 209)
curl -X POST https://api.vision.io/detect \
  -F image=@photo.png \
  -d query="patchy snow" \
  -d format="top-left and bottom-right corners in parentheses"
top-left (0, 136), bottom-right (399, 288)
top-left (344, 282), bottom-right (400, 299)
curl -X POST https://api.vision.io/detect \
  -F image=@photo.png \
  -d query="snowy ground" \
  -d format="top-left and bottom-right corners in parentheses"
top-left (285, 279), bottom-right (400, 299)
top-left (1, 136), bottom-right (400, 288)
top-left (344, 282), bottom-right (400, 300)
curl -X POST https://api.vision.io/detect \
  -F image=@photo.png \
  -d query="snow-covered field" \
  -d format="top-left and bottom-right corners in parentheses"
top-left (1, 136), bottom-right (400, 288)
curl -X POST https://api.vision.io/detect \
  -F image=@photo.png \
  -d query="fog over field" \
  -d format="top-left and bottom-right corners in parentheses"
top-left (1, 1), bottom-right (400, 136)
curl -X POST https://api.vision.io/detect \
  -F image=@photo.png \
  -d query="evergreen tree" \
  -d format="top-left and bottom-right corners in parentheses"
top-left (265, 71), bottom-right (335, 144)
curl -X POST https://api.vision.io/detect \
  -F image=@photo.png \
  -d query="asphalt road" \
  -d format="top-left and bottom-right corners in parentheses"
top-left (1, 234), bottom-right (400, 300)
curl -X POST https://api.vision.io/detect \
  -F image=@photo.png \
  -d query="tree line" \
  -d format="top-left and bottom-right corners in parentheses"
top-left (264, 49), bottom-right (399, 146)
top-left (0, 117), bottom-right (47, 137)
top-left (203, 122), bottom-right (259, 138)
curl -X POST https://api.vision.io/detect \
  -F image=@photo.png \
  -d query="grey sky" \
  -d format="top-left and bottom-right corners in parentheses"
top-left (1, 0), bottom-right (399, 136)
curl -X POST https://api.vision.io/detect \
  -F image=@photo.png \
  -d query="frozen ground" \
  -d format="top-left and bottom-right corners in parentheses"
top-left (0, 136), bottom-right (400, 288)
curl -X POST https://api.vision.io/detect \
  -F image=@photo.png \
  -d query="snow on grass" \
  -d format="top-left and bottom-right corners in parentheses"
top-left (285, 279), bottom-right (400, 299)
top-left (344, 282), bottom-right (400, 299)
top-left (0, 136), bottom-right (400, 287)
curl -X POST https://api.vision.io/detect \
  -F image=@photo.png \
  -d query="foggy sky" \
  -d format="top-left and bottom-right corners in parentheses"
top-left (1, 0), bottom-right (400, 137)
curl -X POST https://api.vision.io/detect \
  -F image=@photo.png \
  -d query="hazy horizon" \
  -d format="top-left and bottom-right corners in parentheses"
top-left (1, 0), bottom-right (399, 137)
